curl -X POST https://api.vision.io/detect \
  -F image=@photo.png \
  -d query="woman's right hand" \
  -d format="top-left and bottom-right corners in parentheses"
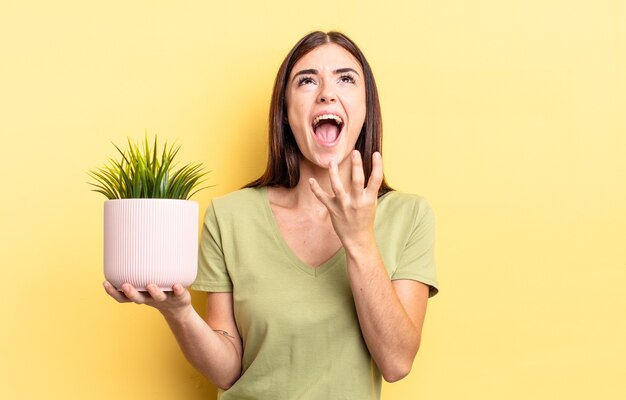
top-left (103, 281), bottom-right (193, 321)
top-left (104, 281), bottom-right (243, 389)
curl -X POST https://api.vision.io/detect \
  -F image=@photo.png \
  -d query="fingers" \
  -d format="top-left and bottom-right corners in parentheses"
top-left (104, 281), bottom-right (191, 316)
top-left (366, 152), bottom-right (383, 196)
top-left (103, 281), bottom-right (130, 303)
top-left (121, 283), bottom-right (149, 304)
top-left (351, 150), bottom-right (365, 194)
top-left (327, 159), bottom-right (346, 199)
top-left (146, 284), bottom-right (168, 302)
top-left (172, 283), bottom-right (186, 298)
top-left (309, 151), bottom-right (381, 203)
top-left (308, 178), bottom-right (333, 209)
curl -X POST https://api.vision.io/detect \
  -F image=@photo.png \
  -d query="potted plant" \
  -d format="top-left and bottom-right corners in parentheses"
top-left (89, 135), bottom-right (208, 291)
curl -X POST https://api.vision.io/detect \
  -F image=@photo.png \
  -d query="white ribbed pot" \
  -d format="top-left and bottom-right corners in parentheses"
top-left (104, 199), bottom-right (198, 291)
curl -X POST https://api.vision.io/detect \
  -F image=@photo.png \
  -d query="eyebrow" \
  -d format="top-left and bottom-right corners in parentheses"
top-left (291, 67), bottom-right (361, 82)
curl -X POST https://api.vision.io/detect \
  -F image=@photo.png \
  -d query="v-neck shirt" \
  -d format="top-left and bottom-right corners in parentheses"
top-left (261, 187), bottom-right (346, 277)
top-left (192, 186), bottom-right (438, 399)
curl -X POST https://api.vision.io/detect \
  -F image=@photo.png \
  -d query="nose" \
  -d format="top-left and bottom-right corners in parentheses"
top-left (319, 94), bottom-right (336, 103)
top-left (317, 82), bottom-right (337, 103)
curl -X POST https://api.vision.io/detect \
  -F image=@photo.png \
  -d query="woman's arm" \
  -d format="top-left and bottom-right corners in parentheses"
top-left (309, 151), bottom-right (429, 382)
top-left (103, 282), bottom-right (242, 389)
top-left (344, 247), bottom-right (429, 382)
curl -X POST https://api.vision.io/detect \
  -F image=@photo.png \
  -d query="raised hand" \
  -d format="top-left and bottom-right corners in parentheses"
top-left (308, 150), bottom-right (383, 249)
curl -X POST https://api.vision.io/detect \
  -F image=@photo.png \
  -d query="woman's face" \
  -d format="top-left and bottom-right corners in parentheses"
top-left (285, 43), bottom-right (366, 169)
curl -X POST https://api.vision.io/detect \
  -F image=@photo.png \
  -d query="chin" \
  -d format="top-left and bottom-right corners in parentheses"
top-left (317, 150), bottom-right (349, 168)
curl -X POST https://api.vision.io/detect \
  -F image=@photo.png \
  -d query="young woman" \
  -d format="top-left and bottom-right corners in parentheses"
top-left (104, 31), bottom-right (438, 399)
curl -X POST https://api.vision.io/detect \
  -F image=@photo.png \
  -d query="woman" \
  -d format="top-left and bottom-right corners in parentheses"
top-left (104, 31), bottom-right (438, 399)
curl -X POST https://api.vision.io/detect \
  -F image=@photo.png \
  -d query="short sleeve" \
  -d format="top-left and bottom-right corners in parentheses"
top-left (391, 199), bottom-right (439, 297)
top-left (191, 201), bottom-right (233, 293)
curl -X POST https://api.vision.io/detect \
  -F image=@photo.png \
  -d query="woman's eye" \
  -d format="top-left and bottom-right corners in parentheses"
top-left (297, 76), bottom-right (315, 86)
top-left (339, 74), bottom-right (355, 84)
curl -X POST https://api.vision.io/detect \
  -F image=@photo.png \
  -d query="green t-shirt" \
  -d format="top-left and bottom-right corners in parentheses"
top-left (192, 187), bottom-right (438, 399)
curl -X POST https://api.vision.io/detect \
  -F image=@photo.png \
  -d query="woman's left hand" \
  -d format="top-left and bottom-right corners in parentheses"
top-left (309, 150), bottom-right (383, 249)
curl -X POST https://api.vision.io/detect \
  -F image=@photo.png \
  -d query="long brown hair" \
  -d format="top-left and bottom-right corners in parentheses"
top-left (245, 31), bottom-right (392, 196)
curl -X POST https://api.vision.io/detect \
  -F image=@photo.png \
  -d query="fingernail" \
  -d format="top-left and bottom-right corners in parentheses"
top-left (374, 152), bottom-right (381, 159)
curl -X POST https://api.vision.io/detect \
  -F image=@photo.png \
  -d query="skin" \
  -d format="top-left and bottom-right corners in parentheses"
top-left (104, 42), bottom-right (430, 387)
top-left (102, 283), bottom-right (242, 389)
top-left (286, 43), bottom-right (366, 171)
top-left (272, 44), bottom-right (430, 381)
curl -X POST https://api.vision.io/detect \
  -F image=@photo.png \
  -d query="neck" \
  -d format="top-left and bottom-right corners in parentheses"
top-left (276, 156), bottom-right (352, 210)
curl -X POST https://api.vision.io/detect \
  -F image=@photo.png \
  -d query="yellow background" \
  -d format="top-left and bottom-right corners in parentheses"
top-left (1, 1), bottom-right (624, 399)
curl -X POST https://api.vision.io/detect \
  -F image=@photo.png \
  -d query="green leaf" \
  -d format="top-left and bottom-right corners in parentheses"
top-left (88, 134), bottom-right (209, 200)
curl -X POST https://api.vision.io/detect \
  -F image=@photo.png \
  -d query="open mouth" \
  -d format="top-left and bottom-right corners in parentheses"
top-left (312, 114), bottom-right (344, 146)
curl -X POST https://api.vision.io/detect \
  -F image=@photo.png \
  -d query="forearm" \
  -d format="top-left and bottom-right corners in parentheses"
top-left (162, 306), bottom-right (241, 389)
top-left (345, 240), bottom-right (420, 382)
top-left (309, 152), bottom-right (424, 380)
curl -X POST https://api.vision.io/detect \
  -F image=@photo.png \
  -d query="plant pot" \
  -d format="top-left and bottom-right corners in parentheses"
top-left (104, 199), bottom-right (198, 291)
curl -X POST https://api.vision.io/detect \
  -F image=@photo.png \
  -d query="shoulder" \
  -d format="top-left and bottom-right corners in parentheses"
top-left (201, 187), bottom-right (266, 229)
top-left (210, 187), bottom-right (265, 214)
top-left (378, 191), bottom-right (434, 222)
